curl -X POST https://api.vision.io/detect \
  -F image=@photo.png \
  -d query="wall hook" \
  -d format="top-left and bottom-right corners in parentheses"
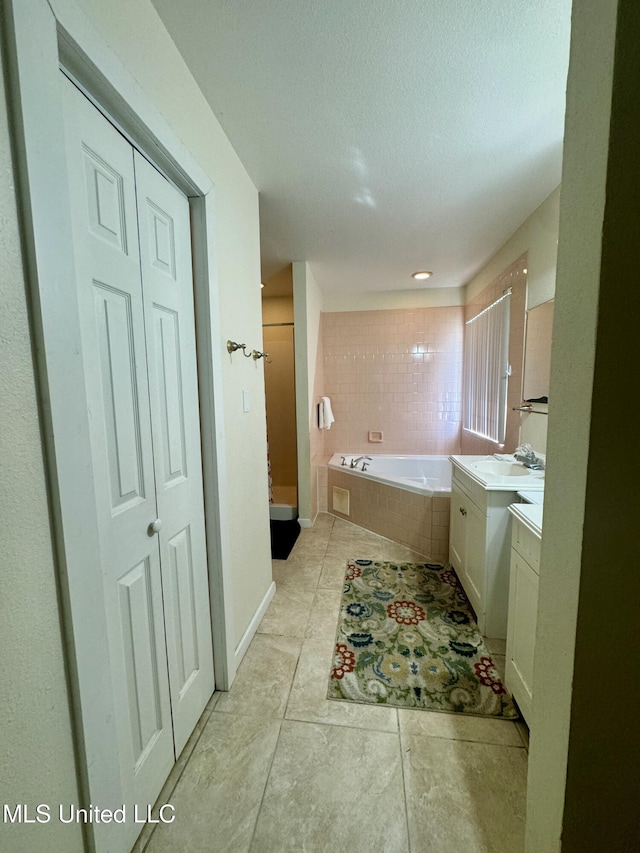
top-left (252, 349), bottom-right (272, 363)
top-left (227, 340), bottom-right (252, 357)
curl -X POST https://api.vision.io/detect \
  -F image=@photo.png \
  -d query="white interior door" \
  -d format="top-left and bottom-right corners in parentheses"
top-left (63, 75), bottom-right (214, 844)
top-left (134, 152), bottom-right (215, 754)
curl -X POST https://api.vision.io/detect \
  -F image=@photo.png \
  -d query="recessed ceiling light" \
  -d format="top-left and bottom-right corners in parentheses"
top-left (412, 271), bottom-right (432, 281)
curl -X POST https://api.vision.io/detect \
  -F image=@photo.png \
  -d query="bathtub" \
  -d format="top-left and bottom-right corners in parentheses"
top-left (328, 454), bottom-right (451, 495)
top-left (326, 454), bottom-right (452, 562)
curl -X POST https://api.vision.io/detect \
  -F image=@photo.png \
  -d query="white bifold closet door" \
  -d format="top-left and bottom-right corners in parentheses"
top-left (62, 76), bottom-right (214, 829)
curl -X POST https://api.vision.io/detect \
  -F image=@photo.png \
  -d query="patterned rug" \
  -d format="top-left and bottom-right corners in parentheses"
top-left (328, 560), bottom-right (518, 719)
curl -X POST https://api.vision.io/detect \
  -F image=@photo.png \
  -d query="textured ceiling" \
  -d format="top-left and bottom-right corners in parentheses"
top-left (151, 0), bottom-right (571, 294)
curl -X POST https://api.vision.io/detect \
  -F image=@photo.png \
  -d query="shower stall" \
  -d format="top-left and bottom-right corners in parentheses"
top-left (262, 270), bottom-right (298, 520)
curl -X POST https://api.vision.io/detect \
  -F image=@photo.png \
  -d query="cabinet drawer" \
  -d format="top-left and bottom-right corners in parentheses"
top-left (452, 466), bottom-right (486, 511)
top-left (511, 519), bottom-right (541, 574)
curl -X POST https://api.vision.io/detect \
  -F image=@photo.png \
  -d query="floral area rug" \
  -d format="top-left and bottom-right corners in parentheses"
top-left (328, 560), bottom-right (518, 719)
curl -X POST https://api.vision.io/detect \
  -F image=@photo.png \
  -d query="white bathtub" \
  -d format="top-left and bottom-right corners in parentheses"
top-left (326, 454), bottom-right (452, 561)
top-left (328, 453), bottom-right (451, 496)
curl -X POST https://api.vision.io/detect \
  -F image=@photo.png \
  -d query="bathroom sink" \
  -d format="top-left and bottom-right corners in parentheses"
top-left (470, 460), bottom-right (532, 478)
top-left (450, 454), bottom-right (545, 490)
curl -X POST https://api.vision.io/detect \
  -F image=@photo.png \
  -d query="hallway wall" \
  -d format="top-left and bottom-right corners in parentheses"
top-left (1, 2), bottom-right (272, 850)
top-left (0, 32), bottom-right (84, 853)
top-left (528, 1), bottom-right (640, 848)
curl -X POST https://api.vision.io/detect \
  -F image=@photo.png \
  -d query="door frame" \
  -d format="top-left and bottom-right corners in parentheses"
top-left (4, 0), bottom-right (235, 831)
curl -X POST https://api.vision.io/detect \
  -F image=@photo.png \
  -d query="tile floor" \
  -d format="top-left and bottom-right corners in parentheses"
top-left (137, 514), bottom-right (529, 853)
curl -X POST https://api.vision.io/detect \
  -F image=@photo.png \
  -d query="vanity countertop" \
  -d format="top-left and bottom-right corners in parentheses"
top-left (449, 455), bottom-right (545, 491)
top-left (508, 502), bottom-right (543, 538)
top-left (517, 490), bottom-right (544, 505)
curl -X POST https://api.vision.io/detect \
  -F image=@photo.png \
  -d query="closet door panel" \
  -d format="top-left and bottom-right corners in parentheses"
top-left (63, 78), bottom-right (175, 833)
top-left (135, 152), bottom-right (215, 755)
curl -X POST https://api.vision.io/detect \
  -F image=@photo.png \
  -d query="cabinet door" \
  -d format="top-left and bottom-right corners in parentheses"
top-left (463, 496), bottom-right (486, 627)
top-left (506, 549), bottom-right (539, 722)
top-left (449, 482), bottom-right (466, 571)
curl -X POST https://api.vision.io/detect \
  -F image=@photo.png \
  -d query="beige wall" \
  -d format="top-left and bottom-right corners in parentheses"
top-left (0, 31), bottom-right (84, 853)
top-left (528, 0), bottom-right (639, 848)
top-left (293, 261), bottom-right (324, 522)
top-left (465, 189), bottom-right (560, 454)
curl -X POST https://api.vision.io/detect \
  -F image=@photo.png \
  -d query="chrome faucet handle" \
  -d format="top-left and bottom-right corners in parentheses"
top-left (514, 443), bottom-right (534, 459)
top-left (340, 456), bottom-right (347, 466)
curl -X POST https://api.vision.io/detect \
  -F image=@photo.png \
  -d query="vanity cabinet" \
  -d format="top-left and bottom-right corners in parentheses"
top-left (505, 506), bottom-right (542, 725)
top-left (448, 463), bottom-right (522, 638)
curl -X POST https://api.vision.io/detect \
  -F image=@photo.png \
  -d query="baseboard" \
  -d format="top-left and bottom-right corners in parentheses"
top-left (234, 581), bottom-right (276, 670)
top-left (298, 517), bottom-right (313, 528)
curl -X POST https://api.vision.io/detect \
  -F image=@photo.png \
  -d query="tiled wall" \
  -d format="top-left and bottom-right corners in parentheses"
top-left (461, 255), bottom-right (528, 455)
top-left (321, 306), bottom-right (464, 457)
top-left (328, 468), bottom-right (450, 563)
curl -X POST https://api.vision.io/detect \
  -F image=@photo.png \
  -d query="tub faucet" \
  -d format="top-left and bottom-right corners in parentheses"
top-left (350, 455), bottom-right (372, 469)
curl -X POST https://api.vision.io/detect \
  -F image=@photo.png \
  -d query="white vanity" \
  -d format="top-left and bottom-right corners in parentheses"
top-left (448, 455), bottom-right (544, 639)
top-left (505, 502), bottom-right (542, 725)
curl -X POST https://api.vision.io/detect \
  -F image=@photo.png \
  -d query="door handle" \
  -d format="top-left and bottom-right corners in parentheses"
top-left (148, 518), bottom-right (163, 536)
top-left (459, 507), bottom-right (467, 516)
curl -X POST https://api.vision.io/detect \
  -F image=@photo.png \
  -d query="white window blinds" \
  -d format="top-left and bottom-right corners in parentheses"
top-left (463, 290), bottom-right (511, 444)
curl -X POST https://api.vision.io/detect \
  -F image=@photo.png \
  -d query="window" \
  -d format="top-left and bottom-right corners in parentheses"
top-left (463, 290), bottom-right (511, 444)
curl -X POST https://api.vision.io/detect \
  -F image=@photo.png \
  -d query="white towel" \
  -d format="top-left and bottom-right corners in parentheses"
top-left (319, 396), bottom-right (335, 430)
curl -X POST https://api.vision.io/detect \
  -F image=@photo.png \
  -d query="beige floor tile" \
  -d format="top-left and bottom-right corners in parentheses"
top-left (143, 514), bottom-right (531, 853)
top-left (133, 701), bottom-right (216, 852)
top-left (257, 584), bottom-right (315, 638)
top-left (485, 636), bottom-right (507, 656)
top-left (285, 637), bottom-right (398, 733)
top-left (326, 530), bottom-right (389, 553)
top-left (216, 634), bottom-right (301, 718)
top-left (271, 558), bottom-right (322, 590)
top-left (402, 734), bottom-right (527, 853)
top-left (398, 708), bottom-right (523, 747)
top-left (318, 555), bottom-right (350, 589)
top-left (305, 588), bottom-right (342, 639)
top-left (250, 720), bottom-right (409, 853)
top-left (517, 721), bottom-right (530, 750)
top-left (145, 712), bottom-right (281, 853)
top-left (288, 523), bottom-right (333, 553)
top-left (311, 512), bottom-right (335, 529)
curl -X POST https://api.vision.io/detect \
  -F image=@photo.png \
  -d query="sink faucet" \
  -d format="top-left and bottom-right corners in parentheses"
top-left (514, 444), bottom-right (545, 470)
